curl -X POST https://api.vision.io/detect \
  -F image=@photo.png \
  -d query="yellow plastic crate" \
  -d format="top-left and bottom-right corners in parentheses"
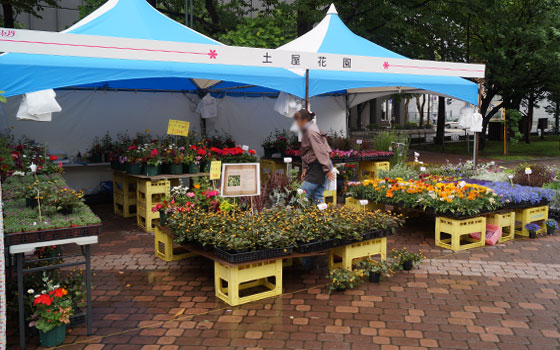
top-left (485, 211), bottom-right (515, 243)
top-left (435, 216), bottom-right (486, 251)
top-left (323, 190), bottom-right (337, 207)
top-left (345, 197), bottom-right (385, 212)
top-left (214, 259), bottom-right (283, 306)
top-left (260, 159), bottom-right (277, 183)
top-left (329, 237), bottom-right (387, 270)
top-left (137, 200), bottom-right (160, 232)
top-left (514, 206), bottom-right (548, 237)
top-left (359, 161), bottom-right (390, 180)
top-left (113, 172), bottom-right (137, 218)
top-left (154, 226), bottom-right (195, 262)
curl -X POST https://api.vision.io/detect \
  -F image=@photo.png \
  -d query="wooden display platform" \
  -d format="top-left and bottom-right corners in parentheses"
top-left (125, 172), bottom-right (209, 180)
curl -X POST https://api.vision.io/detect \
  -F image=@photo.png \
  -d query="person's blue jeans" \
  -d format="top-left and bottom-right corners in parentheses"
top-left (301, 178), bottom-right (329, 204)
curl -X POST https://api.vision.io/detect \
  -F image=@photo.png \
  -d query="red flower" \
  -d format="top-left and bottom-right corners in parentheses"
top-left (248, 149), bottom-right (256, 155)
top-left (150, 149), bottom-right (159, 157)
top-left (33, 294), bottom-right (53, 306)
top-left (128, 145), bottom-right (137, 151)
top-left (190, 145), bottom-right (197, 150)
top-left (49, 155), bottom-right (58, 161)
top-left (197, 149), bottom-right (207, 156)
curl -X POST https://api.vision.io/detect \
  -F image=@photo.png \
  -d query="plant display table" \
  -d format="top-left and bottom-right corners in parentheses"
top-left (485, 211), bottom-right (516, 242)
top-left (155, 226), bottom-right (195, 262)
top-left (515, 205), bottom-right (548, 237)
top-left (435, 216), bottom-right (486, 251)
top-left (329, 237), bottom-right (387, 269)
top-left (10, 236), bottom-right (97, 350)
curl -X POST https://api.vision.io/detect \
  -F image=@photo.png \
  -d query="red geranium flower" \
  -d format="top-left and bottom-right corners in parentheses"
top-left (49, 155), bottom-right (58, 161)
top-left (52, 288), bottom-right (68, 298)
top-left (150, 149), bottom-right (159, 157)
top-left (34, 294), bottom-right (53, 306)
top-left (128, 145), bottom-right (137, 151)
top-left (248, 149), bottom-right (256, 155)
top-left (190, 145), bottom-right (197, 150)
top-left (197, 149), bottom-right (207, 156)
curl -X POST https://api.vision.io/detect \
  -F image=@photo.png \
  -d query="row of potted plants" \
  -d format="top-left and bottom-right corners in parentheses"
top-left (3, 174), bottom-right (101, 244)
top-left (328, 248), bottom-right (425, 293)
top-left (346, 178), bottom-right (500, 218)
top-left (0, 132), bottom-right (62, 180)
top-left (112, 141), bottom-right (257, 176)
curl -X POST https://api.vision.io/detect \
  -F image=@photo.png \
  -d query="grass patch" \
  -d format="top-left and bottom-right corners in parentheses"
top-left (414, 136), bottom-right (560, 160)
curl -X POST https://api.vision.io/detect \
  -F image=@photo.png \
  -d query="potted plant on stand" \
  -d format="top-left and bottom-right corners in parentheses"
top-left (353, 258), bottom-right (394, 283)
top-left (261, 134), bottom-right (276, 158)
top-left (125, 145), bottom-right (143, 175)
top-left (546, 219), bottom-right (558, 236)
top-left (327, 268), bottom-right (365, 293)
top-left (28, 282), bottom-right (74, 347)
top-left (144, 147), bottom-right (162, 176)
top-left (525, 222), bottom-right (541, 239)
top-left (390, 248), bottom-right (425, 271)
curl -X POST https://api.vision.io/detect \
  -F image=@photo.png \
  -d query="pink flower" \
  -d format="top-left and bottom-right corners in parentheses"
top-left (186, 192), bottom-right (195, 198)
top-left (206, 190), bottom-right (219, 198)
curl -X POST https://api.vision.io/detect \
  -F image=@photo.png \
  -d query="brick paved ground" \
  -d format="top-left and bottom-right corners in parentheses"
top-left (7, 204), bottom-right (560, 350)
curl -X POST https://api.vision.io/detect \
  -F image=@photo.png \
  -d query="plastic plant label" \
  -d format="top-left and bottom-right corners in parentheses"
top-left (283, 157), bottom-right (292, 163)
top-left (359, 199), bottom-right (369, 206)
top-left (29, 162), bottom-right (37, 173)
top-left (525, 167), bottom-right (532, 175)
top-left (242, 145), bottom-right (249, 151)
top-left (356, 139), bottom-right (363, 144)
top-left (420, 167), bottom-right (426, 172)
top-left (414, 152), bottom-right (420, 158)
top-left (458, 181), bottom-right (466, 188)
top-left (209, 161), bottom-right (222, 180)
top-left (317, 203), bottom-right (328, 211)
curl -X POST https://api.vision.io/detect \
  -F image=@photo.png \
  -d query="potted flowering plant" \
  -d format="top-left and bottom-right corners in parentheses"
top-left (327, 268), bottom-right (365, 293)
top-left (28, 282), bottom-right (73, 347)
top-left (144, 147), bottom-right (162, 176)
top-left (353, 258), bottom-right (394, 283)
top-left (546, 219), bottom-right (558, 235)
top-left (390, 248), bottom-right (424, 271)
top-left (125, 145), bottom-right (143, 175)
top-left (525, 222), bottom-right (541, 239)
top-left (48, 187), bottom-right (84, 215)
top-left (262, 134), bottom-right (276, 158)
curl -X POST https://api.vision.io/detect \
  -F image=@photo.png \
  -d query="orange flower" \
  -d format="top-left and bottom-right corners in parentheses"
top-left (194, 184), bottom-right (201, 189)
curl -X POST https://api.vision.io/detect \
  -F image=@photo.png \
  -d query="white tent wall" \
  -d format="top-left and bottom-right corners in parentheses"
top-left (0, 90), bottom-right (346, 192)
top-left (208, 95), bottom-right (347, 151)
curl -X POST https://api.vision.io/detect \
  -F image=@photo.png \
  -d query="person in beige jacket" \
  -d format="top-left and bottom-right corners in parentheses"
top-left (294, 109), bottom-right (334, 204)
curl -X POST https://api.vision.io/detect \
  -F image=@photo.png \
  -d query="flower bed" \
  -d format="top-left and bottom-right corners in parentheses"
top-left (346, 178), bottom-right (500, 217)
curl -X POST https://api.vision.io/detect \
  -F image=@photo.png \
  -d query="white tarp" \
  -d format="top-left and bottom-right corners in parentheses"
top-left (0, 90), bottom-right (346, 157)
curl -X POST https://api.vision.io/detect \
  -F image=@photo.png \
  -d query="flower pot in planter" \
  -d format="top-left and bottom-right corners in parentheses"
top-left (263, 147), bottom-right (275, 158)
top-left (182, 162), bottom-right (190, 173)
top-left (202, 161), bottom-right (211, 173)
top-left (26, 197), bottom-right (38, 208)
top-left (402, 260), bottom-right (414, 271)
top-left (58, 207), bottom-right (73, 215)
top-left (368, 272), bottom-right (381, 283)
top-left (159, 210), bottom-right (167, 226)
top-left (90, 154), bottom-right (103, 163)
top-left (127, 163), bottom-right (143, 175)
top-left (336, 285), bottom-right (347, 292)
top-left (145, 165), bottom-right (160, 177)
top-left (161, 163), bottom-right (170, 174)
top-left (529, 231), bottom-right (537, 239)
top-left (169, 163), bottom-right (183, 175)
top-left (39, 324), bottom-right (66, 348)
top-left (188, 163), bottom-right (201, 174)
top-left (547, 227), bottom-right (555, 236)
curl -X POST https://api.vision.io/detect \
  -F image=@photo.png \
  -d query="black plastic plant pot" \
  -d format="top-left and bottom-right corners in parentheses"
top-left (402, 260), bottom-right (414, 271)
top-left (529, 231), bottom-right (537, 239)
top-left (26, 197), bottom-right (38, 208)
top-left (336, 285), bottom-right (347, 292)
top-left (159, 210), bottom-right (167, 226)
top-left (369, 272), bottom-right (381, 283)
top-left (547, 227), bottom-right (555, 236)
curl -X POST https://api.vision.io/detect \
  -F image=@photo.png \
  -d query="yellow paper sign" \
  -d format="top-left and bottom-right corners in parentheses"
top-left (167, 120), bottom-right (190, 137)
top-left (210, 161), bottom-right (222, 180)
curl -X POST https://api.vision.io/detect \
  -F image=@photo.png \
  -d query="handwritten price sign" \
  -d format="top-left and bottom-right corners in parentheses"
top-left (167, 120), bottom-right (189, 137)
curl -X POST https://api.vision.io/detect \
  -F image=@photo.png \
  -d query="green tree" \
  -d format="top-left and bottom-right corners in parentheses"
top-left (1, 0), bottom-right (59, 28)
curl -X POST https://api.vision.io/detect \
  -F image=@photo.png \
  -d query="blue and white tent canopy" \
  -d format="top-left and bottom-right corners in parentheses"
top-left (0, 0), bottom-right (305, 97)
top-left (279, 4), bottom-right (478, 106)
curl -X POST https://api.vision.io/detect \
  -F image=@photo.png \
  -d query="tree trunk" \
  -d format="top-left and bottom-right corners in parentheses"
top-left (416, 95), bottom-right (426, 126)
top-left (436, 96), bottom-right (446, 145)
top-left (1, 1), bottom-right (15, 28)
top-left (404, 97), bottom-right (410, 124)
top-left (525, 96), bottom-right (534, 144)
top-left (555, 100), bottom-right (559, 135)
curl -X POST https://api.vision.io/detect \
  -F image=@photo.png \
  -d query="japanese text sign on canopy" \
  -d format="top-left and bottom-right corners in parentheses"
top-left (220, 163), bottom-right (260, 197)
top-left (0, 28), bottom-right (485, 78)
top-left (167, 120), bottom-right (189, 137)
